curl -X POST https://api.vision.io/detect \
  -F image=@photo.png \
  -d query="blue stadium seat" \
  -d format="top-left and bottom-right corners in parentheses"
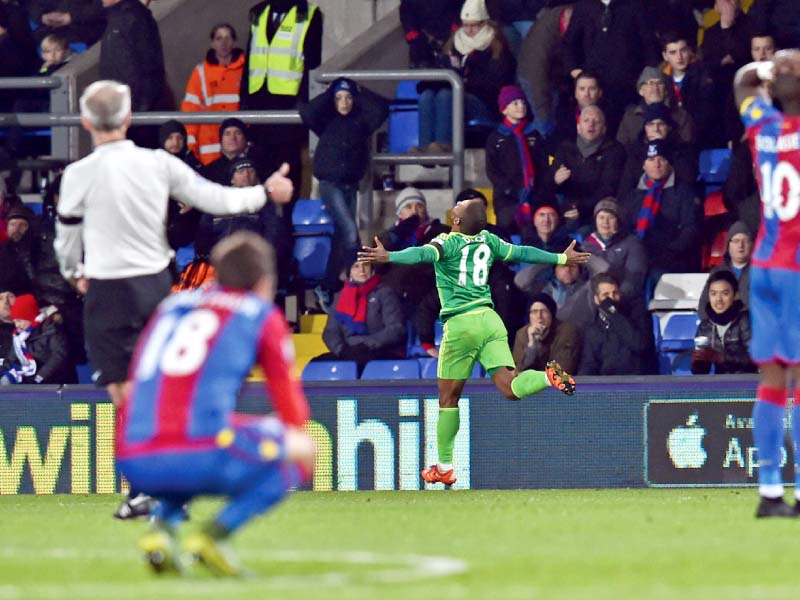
top-left (659, 312), bottom-right (700, 352)
top-left (293, 236), bottom-right (331, 282)
top-left (361, 359), bottom-right (420, 380)
top-left (75, 363), bottom-right (96, 384)
top-left (389, 80), bottom-right (421, 153)
top-left (175, 243), bottom-right (195, 273)
top-left (292, 199), bottom-right (334, 235)
top-left (698, 148), bottom-right (732, 184)
top-left (302, 360), bottom-right (358, 381)
top-left (670, 351), bottom-right (694, 376)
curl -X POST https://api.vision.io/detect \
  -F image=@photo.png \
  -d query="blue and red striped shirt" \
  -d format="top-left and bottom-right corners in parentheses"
top-left (117, 286), bottom-right (309, 458)
top-left (741, 96), bottom-right (800, 271)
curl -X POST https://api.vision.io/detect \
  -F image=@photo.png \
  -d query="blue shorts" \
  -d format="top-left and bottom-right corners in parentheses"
top-left (749, 266), bottom-right (800, 364)
top-left (118, 416), bottom-right (299, 499)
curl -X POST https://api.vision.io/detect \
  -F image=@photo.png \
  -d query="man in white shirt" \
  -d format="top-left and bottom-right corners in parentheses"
top-left (54, 80), bottom-right (293, 517)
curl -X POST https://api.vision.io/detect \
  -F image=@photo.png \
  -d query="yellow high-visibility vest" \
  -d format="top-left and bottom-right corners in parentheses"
top-left (248, 4), bottom-right (318, 96)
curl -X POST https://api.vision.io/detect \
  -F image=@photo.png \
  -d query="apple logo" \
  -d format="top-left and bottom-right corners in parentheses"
top-left (667, 413), bottom-right (707, 469)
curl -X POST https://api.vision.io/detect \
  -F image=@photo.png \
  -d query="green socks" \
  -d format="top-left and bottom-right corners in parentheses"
top-left (510, 369), bottom-right (550, 399)
top-left (437, 408), bottom-right (460, 464)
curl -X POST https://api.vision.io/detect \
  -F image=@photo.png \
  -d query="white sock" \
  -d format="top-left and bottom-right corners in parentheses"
top-left (759, 484), bottom-right (784, 499)
top-left (438, 463), bottom-right (453, 472)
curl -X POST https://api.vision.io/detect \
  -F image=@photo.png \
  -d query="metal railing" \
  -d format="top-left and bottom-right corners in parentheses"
top-left (0, 70), bottom-right (466, 198)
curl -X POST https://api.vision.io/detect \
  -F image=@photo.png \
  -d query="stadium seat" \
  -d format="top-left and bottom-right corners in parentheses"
top-left (292, 199), bottom-right (334, 235)
top-left (648, 273), bottom-right (709, 311)
top-left (659, 312), bottom-right (700, 352)
top-left (360, 359), bottom-right (420, 380)
top-left (698, 148), bottom-right (732, 184)
top-left (75, 363), bottom-right (96, 384)
top-left (292, 333), bottom-right (329, 373)
top-left (703, 190), bottom-right (728, 218)
top-left (300, 313), bottom-right (328, 334)
top-left (293, 236), bottom-right (331, 282)
top-left (389, 80), bottom-right (421, 153)
top-left (302, 360), bottom-right (357, 381)
top-left (174, 243), bottom-right (195, 273)
top-left (669, 351), bottom-right (694, 376)
top-left (702, 229), bottom-right (728, 270)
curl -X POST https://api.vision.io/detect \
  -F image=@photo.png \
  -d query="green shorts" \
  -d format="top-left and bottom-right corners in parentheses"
top-left (437, 307), bottom-right (514, 380)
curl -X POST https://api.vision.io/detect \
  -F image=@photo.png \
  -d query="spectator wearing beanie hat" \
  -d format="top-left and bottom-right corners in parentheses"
top-left (485, 84), bottom-right (556, 236)
top-left (697, 220), bottom-right (753, 319)
top-left (621, 137), bottom-right (702, 280)
top-left (521, 204), bottom-right (572, 255)
top-left (299, 77), bottom-right (389, 313)
top-left (581, 197), bottom-right (648, 305)
top-left (616, 101), bottom-right (698, 198)
top-left (3, 293), bottom-right (73, 384)
top-left (512, 292), bottom-right (581, 373)
top-left (691, 269), bottom-right (756, 375)
top-left (375, 186), bottom-right (449, 356)
top-left (0, 203), bottom-right (36, 296)
top-left (202, 117), bottom-right (271, 185)
top-left (411, 0), bottom-right (514, 153)
top-left (616, 65), bottom-right (695, 148)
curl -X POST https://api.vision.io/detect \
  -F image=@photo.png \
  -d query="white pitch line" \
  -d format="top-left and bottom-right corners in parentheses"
top-left (0, 548), bottom-right (468, 597)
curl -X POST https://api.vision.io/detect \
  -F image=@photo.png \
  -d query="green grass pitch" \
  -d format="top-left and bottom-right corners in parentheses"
top-left (1, 489), bottom-right (799, 599)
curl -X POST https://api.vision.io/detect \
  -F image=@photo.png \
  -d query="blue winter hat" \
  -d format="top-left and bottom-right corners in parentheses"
top-left (331, 77), bottom-right (358, 96)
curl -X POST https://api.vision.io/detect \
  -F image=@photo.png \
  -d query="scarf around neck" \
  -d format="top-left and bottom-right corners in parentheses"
top-left (635, 178), bottom-right (665, 239)
top-left (576, 136), bottom-right (602, 158)
top-left (453, 24), bottom-right (494, 56)
top-left (11, 306), bottom-right (56, 378)
top-left (334, 275), bottom-right (381, 335)
top-left (502, 117), bottom-right (536, 191)
top-left (707, 300), bottom-right (743, 326)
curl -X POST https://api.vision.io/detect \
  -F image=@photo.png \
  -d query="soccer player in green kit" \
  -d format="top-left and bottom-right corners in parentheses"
top-left (358, 196), bottom-right (591, 485)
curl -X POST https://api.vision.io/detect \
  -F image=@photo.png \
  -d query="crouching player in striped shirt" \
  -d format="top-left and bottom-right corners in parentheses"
top-left (116, 232), bottom-right (314, 575)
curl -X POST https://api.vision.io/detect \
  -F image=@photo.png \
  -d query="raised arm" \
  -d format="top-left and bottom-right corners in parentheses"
top-left (357, 236), bottom-right (438, 265)
top-left (734, 61), bottom-right (771, 112)
top-left (506, 239), bottom-right (591, 266)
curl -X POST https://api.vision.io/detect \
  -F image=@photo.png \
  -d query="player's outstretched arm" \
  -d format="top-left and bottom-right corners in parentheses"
top-left (563, 239), bottom-right (592, 266)
top-left (358, 236), bottom-right (437, 265)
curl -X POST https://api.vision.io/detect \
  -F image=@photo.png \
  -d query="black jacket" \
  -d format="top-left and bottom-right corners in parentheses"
top-left (16, 316), bottom-right (73, 383)
top-left (621, 172), bottom-right (702, 273)
top-left (399, 0), bottom-right (461, 67)
top-left (552, 136), bottom-right (626, 230)
top-left (29, 0), bottom-right (105, 44)
top-left (578, 298), bottom-right (653, 375)
top-left (487, 0), bottom-right (545, 22)
top-left (670, 64), bottom-right (716, 149)
top-left (99, 0), bottom-right (165, 112)
top-left (562, 0), bottom-right (660, 99)
top-left (691, 304), bottom-right (756, 375)
top-left (485, 121), bottom-right (555, 221)
top-left (749, 0), bottom-right (800, 49)
top-left (301, 87), bottom-right (389, 184)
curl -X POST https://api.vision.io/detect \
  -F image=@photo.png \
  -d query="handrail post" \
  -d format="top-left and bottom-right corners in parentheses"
top-left (445, 70), bottom-right (464, 201)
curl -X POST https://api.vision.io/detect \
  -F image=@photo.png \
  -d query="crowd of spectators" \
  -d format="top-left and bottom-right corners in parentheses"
top-left (1, 0), bottom-right (799, 381)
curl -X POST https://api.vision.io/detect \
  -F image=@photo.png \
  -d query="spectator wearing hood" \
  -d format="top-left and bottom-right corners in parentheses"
top-left (512, 292), bottom-right (581, 373)
top-left (691, 270), bottom-right (756, 374)
top-left (0, 204), bottom-right (36, 295)
top-left (315, 260), bottom-right (406, 374)
top-left (181, 23), bottom-right (246, 165)
top-left (485, 85), bottom-right (555, 235)
top-left (159, 120), bottom-right (202, 250)
top-left (1, 293), bottom-right (74, 384)
top-left (300, 77), bottom-right (389, 312)
top-left (697, 221), bottom-right (752, 320)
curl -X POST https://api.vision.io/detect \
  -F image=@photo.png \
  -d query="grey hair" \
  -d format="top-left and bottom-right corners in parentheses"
top-left (79, 80), bottom-right (132, 132)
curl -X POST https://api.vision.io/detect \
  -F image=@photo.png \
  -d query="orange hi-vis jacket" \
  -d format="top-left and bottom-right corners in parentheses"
top-left (181, 49), bottom-right (245, 165)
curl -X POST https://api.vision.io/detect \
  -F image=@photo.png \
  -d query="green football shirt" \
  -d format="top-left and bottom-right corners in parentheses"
top-left (388, 230), bottom-right (567, 321)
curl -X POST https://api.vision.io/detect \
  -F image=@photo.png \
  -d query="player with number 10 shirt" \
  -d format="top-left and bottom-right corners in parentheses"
top-left (734, 50), bottom-right (800, 518)
top-left (359, 197), bottom-right (591, 486)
